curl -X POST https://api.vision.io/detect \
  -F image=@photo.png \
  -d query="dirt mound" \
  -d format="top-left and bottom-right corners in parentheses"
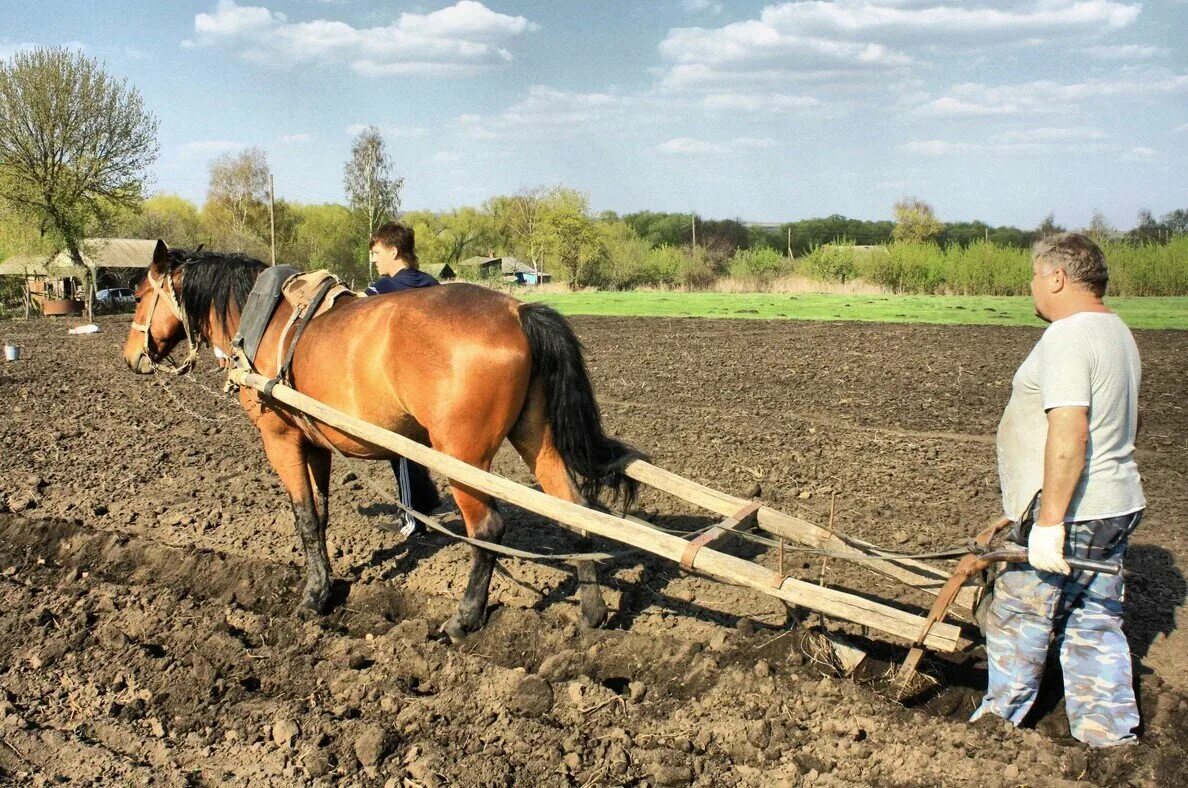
top-left (1, 314), bottom-right (1185, 785)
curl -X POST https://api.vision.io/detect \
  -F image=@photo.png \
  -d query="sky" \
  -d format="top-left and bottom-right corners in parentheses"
top-left (2, 0), bottom-right (1186, 228)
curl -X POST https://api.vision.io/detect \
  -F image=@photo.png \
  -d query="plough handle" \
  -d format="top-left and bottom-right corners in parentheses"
top-left (980, 548), bottom-right (1122, 575)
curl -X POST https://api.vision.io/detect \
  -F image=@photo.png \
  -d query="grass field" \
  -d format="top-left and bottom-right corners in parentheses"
top-left (523, 292), bottom-right (1188, 330)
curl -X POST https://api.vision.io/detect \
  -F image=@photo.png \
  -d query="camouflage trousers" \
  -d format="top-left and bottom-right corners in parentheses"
top-left (970, 510), bottom-right (1143, 747)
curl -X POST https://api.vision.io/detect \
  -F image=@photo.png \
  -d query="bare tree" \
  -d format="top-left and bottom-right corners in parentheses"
top-left (203, 147), bottom-right (271, 254)
top-left (0, 46), bottom-right (158, 306)
top-left (489, 186), bottom-right (548, 268)
top-left (343, 126), bottom-right (402, 278)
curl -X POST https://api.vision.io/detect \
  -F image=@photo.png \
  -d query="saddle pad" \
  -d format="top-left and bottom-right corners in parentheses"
top-left (233, 265), bottom-right (299, 368)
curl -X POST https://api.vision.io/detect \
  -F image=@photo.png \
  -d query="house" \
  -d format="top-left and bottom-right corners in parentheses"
top-left (0, 238), bottom-right (158, 315)
top-left (455, 256), bottom-right (503, 279)
top-left (421, 263), bottom-right (456, 281)
top-left (500, 256), bottom-right (551, 285)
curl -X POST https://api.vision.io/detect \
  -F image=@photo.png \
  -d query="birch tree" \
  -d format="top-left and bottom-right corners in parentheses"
top-left (343, 126), bottom-right (402, 278)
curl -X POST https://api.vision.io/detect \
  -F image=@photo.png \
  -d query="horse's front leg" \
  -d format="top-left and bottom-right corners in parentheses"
top-left (261, 431), bottom-right (332, 614)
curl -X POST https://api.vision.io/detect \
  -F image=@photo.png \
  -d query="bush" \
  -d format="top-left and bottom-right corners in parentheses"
top-left (728, 246), bottom-right (790, 284)
top-left (796, 243), bottom-right (858, 284)
top-left (1102, 237), bottom-right (1188, 296)
top-left (943, 240), bottom-right (1030, 296)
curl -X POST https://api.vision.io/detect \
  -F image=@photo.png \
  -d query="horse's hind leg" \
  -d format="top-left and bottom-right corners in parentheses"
top-left (440, 475), bottom-right (504, 643)
top-left (262, 432), bottom-right (332, 613)
top-left (509, 385), bottom-right (609, 628)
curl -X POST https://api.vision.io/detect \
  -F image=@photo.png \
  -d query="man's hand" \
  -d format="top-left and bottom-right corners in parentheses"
top-left (1028, 522), bottom-right (1071, 574)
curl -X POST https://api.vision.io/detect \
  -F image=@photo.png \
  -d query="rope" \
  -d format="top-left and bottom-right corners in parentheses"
top-left (139, 347), bottom-right (982, 569)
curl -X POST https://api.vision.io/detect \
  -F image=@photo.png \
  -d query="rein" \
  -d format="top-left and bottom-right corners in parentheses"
top-left (131, 269), bottom-right (202, 375)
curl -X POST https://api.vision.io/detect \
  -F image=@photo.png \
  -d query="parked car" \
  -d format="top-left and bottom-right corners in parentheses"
top-left (96, 287), bottom-right (136, 307)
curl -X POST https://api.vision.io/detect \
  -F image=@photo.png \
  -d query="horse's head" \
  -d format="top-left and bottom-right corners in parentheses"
top-left (123, 242), bottom-right (267, 375)
top-left (123, 240), bottom-right (193, 374)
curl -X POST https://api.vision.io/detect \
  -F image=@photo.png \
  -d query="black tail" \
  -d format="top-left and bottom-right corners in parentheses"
top-left (517, 302), bottom-right (640, 507)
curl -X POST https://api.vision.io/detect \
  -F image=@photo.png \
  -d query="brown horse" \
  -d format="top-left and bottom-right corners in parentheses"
top-left (123, 241), bottom-right (635, 640)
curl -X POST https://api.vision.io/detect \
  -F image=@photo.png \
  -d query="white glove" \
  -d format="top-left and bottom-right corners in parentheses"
top-left (1028, 523), bottom-right (1071, 574)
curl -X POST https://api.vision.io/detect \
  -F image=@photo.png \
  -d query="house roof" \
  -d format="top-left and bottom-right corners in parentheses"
top-left (0, 255), bottom-right (54, 276)
top-left (500, 256), bottom-right (538, 274)
top-left (1, 239), bottom-right (158, 277)
top-left (456, 256), bottom-right (501, 268)
top-left (64, 238), bottom-right (159, 269)
top-left (422, 263), bottom-right (454, 278)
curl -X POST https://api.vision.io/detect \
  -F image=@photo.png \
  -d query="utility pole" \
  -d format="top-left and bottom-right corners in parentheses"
top-left (787, 226), bottom-right (792, 258)
top-left (269, 174), bottom-right (276, 266)
top-left (691, 213), bottom-right (697, 249)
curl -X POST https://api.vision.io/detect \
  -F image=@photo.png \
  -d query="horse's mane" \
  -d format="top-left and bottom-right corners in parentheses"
top-left (173, 248), bottom-right (267, 338)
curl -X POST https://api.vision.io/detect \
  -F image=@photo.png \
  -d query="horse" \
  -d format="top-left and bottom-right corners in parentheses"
top-left (122, 241), bottom-right (636, 641)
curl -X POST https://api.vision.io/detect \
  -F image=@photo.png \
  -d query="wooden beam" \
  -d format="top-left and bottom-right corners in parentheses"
top-left (622, 459), bottom-right (977, 614)
top-left (229, 369), bottom-right (963, 652)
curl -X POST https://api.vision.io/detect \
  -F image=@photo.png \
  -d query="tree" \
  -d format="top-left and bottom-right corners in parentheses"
top-left (437, 207), bottom-right (497, 264)
top-left (0, 46), bottom-right (158, 294)
top-left (1036, 212), bottom-right (1065, 238)
top-left (203, 147), bottom-right (271, 256)
top-left (892, 197), bottom-right (943, 244)
top-left (489, 187), bottom-right (549, 268)
top-left (291, 203), bottom-right (367, 285)
top-left (1086, 210), bottom-right (1115, 243)
top-left (1129, 209), bottom-right (1162, 244)
top-left (1161, 209), bottom-right (1187, 236)
top-left (343, 126), bottom-right (402, 278)
top-left (537, 187), bottom-right (604, 288)
top-left (116, 194), bottom-right (203, 248)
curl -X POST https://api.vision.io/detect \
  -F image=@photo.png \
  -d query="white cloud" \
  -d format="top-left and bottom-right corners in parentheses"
top-left (700, 92), bottom-right (820, 111)
top-left (758, 1), bottom-right (1139, 47)
top-left (656, 2), bottom-right (1146, 95)
top-left (191, 0), bottom-right (536, 76)
top-left (180, 140), bottom-right (246, 157)
top-left (345, 124), bottom-right (427, 138)
top-left (454, 86), bottom-right (634, 139)
top-left (1177, 123), bottom-right (1188, 133)
top-left (196, 0), bottom-right (284, 36)
top-left (901, 130), bottom-right (1129, 157)
top-left (899, 139), bottom-right (983, 156)
top-left (682, 0), bottom-right (724, 13)
top-left (991, 127), bottom-right (1107, 143)
top-left (278, 132), bottom-right (311, 143)
top-left (1121, 146), bottom-right (1157, 162)
top-left (658, 136), bottom-right (777, 155)
top-left (1081, 44), bottom-right (1168, 60)
top-left (915, 96), bottom-right (1021, 117)
top-left (913, 71), bottom-right (1188, 117)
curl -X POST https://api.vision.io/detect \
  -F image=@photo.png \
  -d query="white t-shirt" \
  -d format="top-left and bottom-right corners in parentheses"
top-left (996, 311), bottom-right (1145, 521)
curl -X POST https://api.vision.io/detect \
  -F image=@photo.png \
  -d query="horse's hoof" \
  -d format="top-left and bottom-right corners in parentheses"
top-left (295, 591), bottom-right (329, 617)
top-left (581, 597), bottom-right (609, 629)
top-left (439, 616), bottom-right (468, 644)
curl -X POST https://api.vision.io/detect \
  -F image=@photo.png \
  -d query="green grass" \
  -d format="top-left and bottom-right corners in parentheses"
top-left (521, 292), bottom-right (1188, 330)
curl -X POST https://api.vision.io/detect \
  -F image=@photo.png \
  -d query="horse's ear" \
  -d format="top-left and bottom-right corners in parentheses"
top-left (151, 240), bottom-right (169, 272)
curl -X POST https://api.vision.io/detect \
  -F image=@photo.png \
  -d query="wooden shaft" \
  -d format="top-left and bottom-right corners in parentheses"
top-left (622, 459), bottom-right (976, 613)
top-left (230, 369), bottom-right (962, 651)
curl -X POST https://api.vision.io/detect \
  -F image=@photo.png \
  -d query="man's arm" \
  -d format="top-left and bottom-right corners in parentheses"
top-left (1037, 406), bottom-right (1089, 526)
top-left (1028, 405), bottom-right (1088, 574)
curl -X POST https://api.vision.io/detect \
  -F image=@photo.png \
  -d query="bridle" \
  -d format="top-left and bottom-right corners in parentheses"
top-left (130, 267), bottom-right (202, 375)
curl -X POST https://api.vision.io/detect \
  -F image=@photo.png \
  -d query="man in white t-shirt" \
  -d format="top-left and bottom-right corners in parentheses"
top-left (970, 233), bottom-right (1145, 747)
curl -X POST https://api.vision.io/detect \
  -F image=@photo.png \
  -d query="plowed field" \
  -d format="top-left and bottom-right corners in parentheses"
top-left (1, 314), bottom-right (1184, 786)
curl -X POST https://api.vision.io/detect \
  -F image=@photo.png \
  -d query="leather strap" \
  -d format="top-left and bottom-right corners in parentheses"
top-left (680, 501), bottom-right (762, 572)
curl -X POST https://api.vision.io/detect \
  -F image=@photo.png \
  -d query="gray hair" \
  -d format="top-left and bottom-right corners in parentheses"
top-left (1032, 232), bottom-right (1108, 296)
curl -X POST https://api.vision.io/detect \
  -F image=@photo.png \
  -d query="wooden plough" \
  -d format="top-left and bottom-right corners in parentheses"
top-left (230, 368), bottom-right (979, 661)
